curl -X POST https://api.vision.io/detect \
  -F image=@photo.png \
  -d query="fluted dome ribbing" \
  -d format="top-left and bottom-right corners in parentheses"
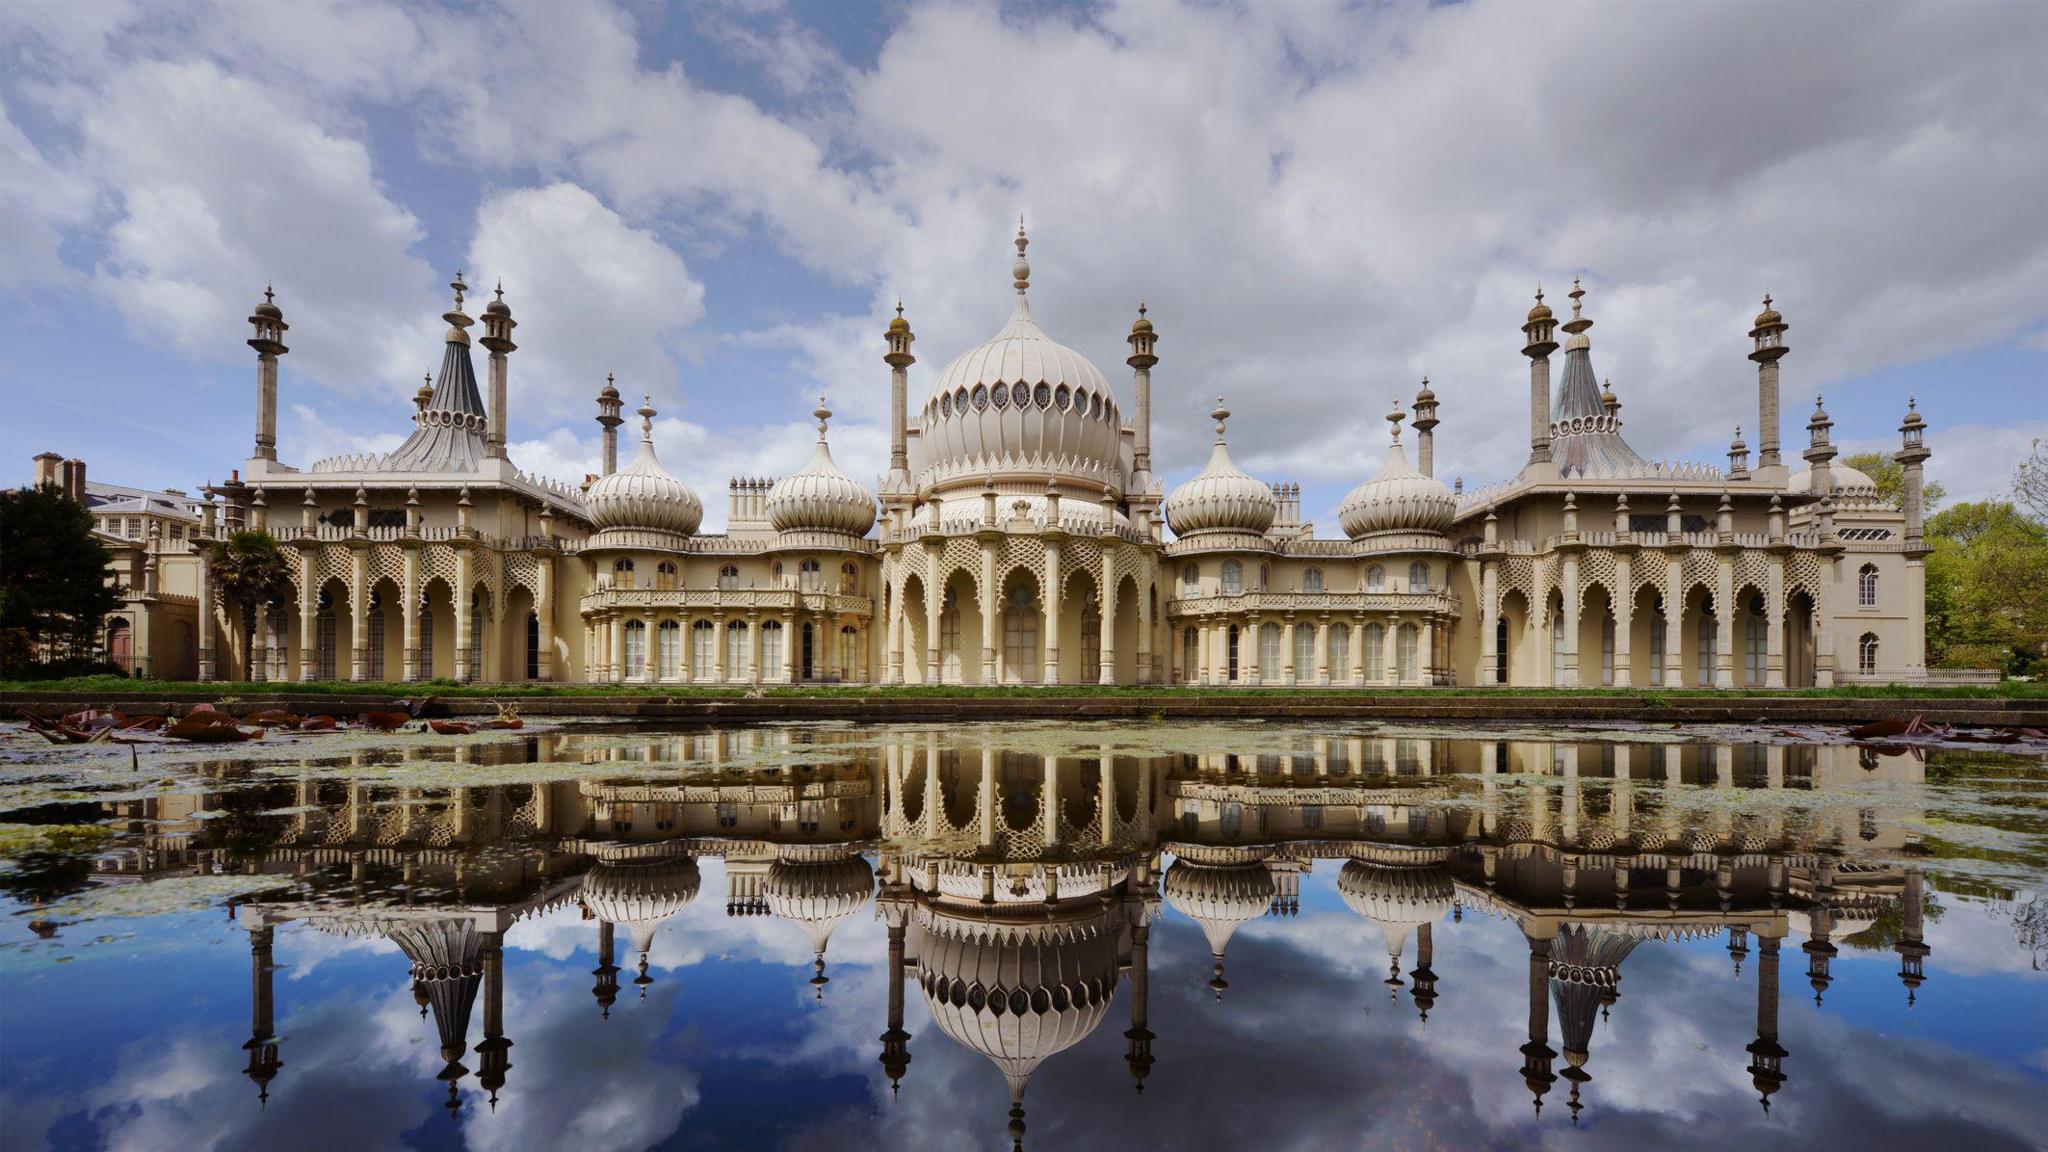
top-left (1338, 439), bottom-right (1455, 538)
top-left (1163, 858), bottom-right (1275, 958)
top-left (765, 846), bottom-right (875, 955)
top-left (1337, 860), bottom-right (1454, 956)
top-left (582, 854), bottom-right (703, 956)
top-left (1787, 461), bottom-right (1878, 497)
top-left (587, 403), bottom-right (703, 535)
top-left (766, 404), bottom-right (877, 536)
top-left (1165, 402), bottom-right (1276, 537)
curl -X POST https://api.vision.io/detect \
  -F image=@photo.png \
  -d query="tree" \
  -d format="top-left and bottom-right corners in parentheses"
top-left (205, 530), bottom-right (292, 681)
top-left (1925, 500), bottom-right (2048, 675)
top-left (1840, 451), bottom-right (1945, 511)
top-left (0, 485), bottom-right (121, 678)
top-left (2014, 438), bottom-right (2047, 523)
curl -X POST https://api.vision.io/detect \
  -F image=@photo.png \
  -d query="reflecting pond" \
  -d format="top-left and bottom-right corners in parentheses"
top-left (2, 720), bottom-right (2045, 1150)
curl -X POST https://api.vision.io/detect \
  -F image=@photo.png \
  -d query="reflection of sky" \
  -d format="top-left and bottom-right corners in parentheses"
top-left (3, 865), bottom-right (2044, 1151)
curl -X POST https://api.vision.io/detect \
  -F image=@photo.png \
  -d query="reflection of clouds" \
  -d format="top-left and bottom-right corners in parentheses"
top-left (1919, 895), bottom-right (2043, 979)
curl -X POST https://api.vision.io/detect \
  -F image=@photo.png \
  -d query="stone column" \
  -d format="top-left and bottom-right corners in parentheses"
top-left (1042, 541), bottom-right (1061, 685)
top-left (713, 613), bottom-right (728, 683)
top-left (782, 610), bottom-right (798, 684)
top-left (1419, 617), bottom-right (1436, 687)
top-left (453, 549), bottom-right (474, 683)
top-left (244, 923), bottom-right (281, 1102)
top-left (1747, 934), bottom-right (1789, 1109)
top-left (1282, 618), bottom-right (1298, 684)
top-left (1815, 555), bottom-right (1836, 687)
top-left (402, 548), bottom-right (420, 681)
top-left (1559, 551), bottom-right (1581, 688)
top-left (886, 583), bottom-right (904, 685)
top-left (197, 563), bottom-right (217, 682)
top-left (1099, 549), bottom-right (1117, 684)
top-left (298, 555), bottom-right (318, 681)
top-left (534, 554), bottom-right (555, 682)
top-left (1765, 554), bottom-right (1786, 689)
top-left (609, 616), bottom-right (624, 684)
top-left (924, 571), bottom-right (943, 685)
top-left (748, 613), bottom-right (763, 686)
top-left (349, 548), bottom-right (369, 681)
top-left (1664, 556), bottom-right (1685, 687)
top-left (979, 542), bottom-right (998, 685)
top-left (1136, 561), bottom-right (1155, 683)
top-left (1384, 614), bottom-right (1400, 685)
top-left (1354, 614), bottom-right (1370, 686)
top-left (1613, 554), bottom-right (1634, 688)
top-left (1479, 561), bottom-right (1499, 686)
top-left (1715, 552), bottom-right (1737, 689)
top-left (1520, 932), bottom-right (1558, 1112)
top-left (1314, 621), bottom-right (1329, 685)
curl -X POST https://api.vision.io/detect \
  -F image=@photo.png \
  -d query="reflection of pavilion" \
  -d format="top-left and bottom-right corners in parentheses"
top-left (80, 724), bottom-right (1941, 1133)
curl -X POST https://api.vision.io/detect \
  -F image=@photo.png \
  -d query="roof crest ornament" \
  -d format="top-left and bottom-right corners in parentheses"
top-left (814, 395), bottom-right (832, 441)
top-left (1013, 218), bottom-right (1031, 296)
top-left (1211, 396), bottom-right (1230, 445)
top-left (1388, 399), bottom-right (1406, 443)
top-left (638, 395), bottom-right (656, 441)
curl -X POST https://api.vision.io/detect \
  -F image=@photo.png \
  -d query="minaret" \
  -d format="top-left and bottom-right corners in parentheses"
top-left (1896, 397), bottom-right (1931, 551)
top-left (1748, 294), bottom-right (1789, 475)
top-left (1125, 879), bottom-right (1157, 1092)
top-left (414, 374), bottom-right (433, 425)
top-left (591, 920), bottom-right (620, 1019)
top-left (596, 374), bottom-right (624, 475)
top-left (884, 302), bottom-right (916, 497)
top-left (1522, 287), bottom-right (1558, 470)
top-left (1409, 920), bottom-right (1439, 1022)
top-left (1895, 867), bottom-right (1931, 1006)
top-left (1727, 926), bottom-right (1750, 976)
top-left (1747, 934), bottom-right (1789, 1111)
top-left (1804, 396), bottom-right (1837, 495)
top-left (1728, 426), bottom-right (1750, 479)
top-left (479, 282), bottom-right (518, 460)
top-left (247, 286), bottom-right (289, 462)
top-left (1804, 903), bottom-right (1838, 1005)
top-left (1519, 933), bottom-right (1558, 1115)
top-left (878, 897), bottom-right (912, 1093)
top-left (1411, 377), bottom-right (1440, 478)
top-left (474, 931), bottom-right (513, 1109)
top-left (243, 923), bottom-right (283, 1105)
top-left (1128, 303), bottom-right (1158, 489)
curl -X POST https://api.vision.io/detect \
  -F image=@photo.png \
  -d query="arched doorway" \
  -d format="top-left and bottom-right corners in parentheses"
top-left (105, 617), bottom-right (132, 674)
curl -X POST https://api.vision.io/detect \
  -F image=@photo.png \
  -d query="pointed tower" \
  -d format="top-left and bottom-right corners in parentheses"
top-left (596, 374), bottom-right (624, 475)
top-left (1748, 294), bottom-right (1789, 476)
top-left (1411, 377), bottom-right (1441, 478)
top-left (1747, 934), bottom-right (1790, 1111)
top-left (884, 302), bottom-right (916, 501)
top-left (478, 282), bottom-right (518, 461)
top-left (1894, 867), bottom-right (1931, 1006)
top-left (1896, 397), bottom-right (1932, 552)
top-left (243, 923), bottom-right (284, 1105)
top-left (385, 274), bottom-right (491, 472)
top-left (247, 287), bottom-right (289, 462)
top-left (1128, 302), bottom-right (1159, 493)
top-left (1803, 395), bottom-right (1837, 496)
top-left (1523, 287), bottom-right (1558, 472)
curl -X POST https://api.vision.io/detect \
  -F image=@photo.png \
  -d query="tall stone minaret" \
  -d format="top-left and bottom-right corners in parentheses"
top-left (247, 286), bottom-right (289, 461)
top-left (1127, 303), bottom-right (1158, 489)
top-left (1748, 295), bottom-right (1789, 477)
top-left (479, 282), bottom-right (518, 460)
top-left (1897, 397), bottom-right (1933, 679)
top-left (1746, 934), bottom-right (1789, 1112)
top-left (1804, 396), bottom-right (1837, 497)
top-left (1522, 287), bottom-right (1558, 472)
top-left (884, 302), bottom-right (915, 501)
top-left (596, 374), bottom-right (623, 475)
top-left (1412, 377), bottom-right (1440, 478)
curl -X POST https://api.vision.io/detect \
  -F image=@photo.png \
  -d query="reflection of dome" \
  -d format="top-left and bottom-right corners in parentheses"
top-left (1337, 860), bottom-right (1454, 957)
top-left (1786, 461), bottom-right (1878, 497)
top-left (766, 846), bottom-right (874, 993)
top-left (766, 401), bottom-right (877, 537)
top-left (1165, 399), bottom-right (1276, 538)
top-left (582, 851), bottom-right (703, 956)
top-left (1338, 437), bottom-right (1455, 538)
top-left (1785, 909), bottom-right (1876, 942)
top-left (915, 227), bottom-right (1125, 498)
top-left (912, 902), bottom-right (1122, 1132)
top-left (1163, 855), bottom-right (1274, 996)
top-left (587, 399), bottom-right (704, 535)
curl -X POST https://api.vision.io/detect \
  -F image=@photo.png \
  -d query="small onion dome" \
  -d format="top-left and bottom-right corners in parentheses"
top-left (581, 850), bottom-right (703, 957)
top-left (1784, 909), bottom-right (1877, 943)
top-left (1786, 460), bottom-right (1878, 496)
top-left (1130, 303), bottom-right (1154, 334)
top-left (483, 281), bottom-right (510, 317)
top-left (1165, 398), bottom-right (1277, 537)
top-left (766, 399), bottom-right (877, 536)
top-left (253, 285), bottom-right (283, 320)
top-left (1337, 421), bottom-right (1455, 538)
top-left (587, 397), bottom-right (704, 534)
top-left (1527, 286), bottom-right (1553, 323)
top-left (765, 845), bottom-right (874, 990)
top-left (1753, 293), bottom-right (1783, 329)
top-left (1163, 855), bottom-right (1276, 996)
top-left (1337, 860), bottom-right (1454, 958)
top-left (887, 301), bottom-right (911, 335)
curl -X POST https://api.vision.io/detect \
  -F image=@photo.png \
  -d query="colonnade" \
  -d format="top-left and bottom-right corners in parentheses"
top-left (1170, 612), bottom-right (1448, 687)
top-left (584, 608), bottom-right (868, 685)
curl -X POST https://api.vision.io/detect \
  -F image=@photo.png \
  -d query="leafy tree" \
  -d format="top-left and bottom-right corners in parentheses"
top-left (1840, 451), bottom-right (1945, 511)
top-left (0, 485), bottom-right (121, 678)
top-left (2014, 438), bottom-right (2047, 523)
top-left (1925, 500), bottom-right (2048, 674)
top-left (205, 530), bottom-right (292, 681)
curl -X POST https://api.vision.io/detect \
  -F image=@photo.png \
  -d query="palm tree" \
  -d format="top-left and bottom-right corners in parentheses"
top-left (206, 530), bottom-right (292, 681)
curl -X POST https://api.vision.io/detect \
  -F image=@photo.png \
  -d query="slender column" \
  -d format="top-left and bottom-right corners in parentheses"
top-left (980, 542), bottom-right (998, 684)
top-left (1664, 555), bottom-right (1685, 687)
top-left (1099, 550), bottom-right (1117, 684)
top-left (1384, 614), bottom-right (1400, 685)
top-left (879, 911), bottom-right (912, 1089)
top-left (534, 554), bottom-right (555, 681)
top-left (1559, 552), bottom-right (1581, 687)
top-left (243, 924), bottom-right (281, 1102)
top-left (1353, 615), bottom-right (1369, 686)
top-left (1765, 554), bottom-right (1786, 688)
top-left (1612, 554), bottom-right (1633, 688)
top-left (453, 549), bottom-right (474, 683)
top-left (1419, 618), bottom-right (1436, 687)
top-left (254, 351), bottom-right (280, 461)
top-left (1125, 915), bottom-right (1155, 1089)
top-left (1747, 934), bottom-right (1789, 1110)
top-left (1520, 932), bottom-right (1558, 1112)
top-left (609, 616), bottom-right (624, 684)
top-left (782, 610), bottom-right (797, 684)
top-left (1314, 621), bottom-right (1329, 685)
top-left (475, 931), bottom-right (512, 1106)
top-left (402, 548), bottom-right (420, 681)
top-left (1042, 541), bottom-right (1061, 685)
top-left (1282, 619), bottom-right (1297, 684)
top-left (1815, 555), bottom-right (1836, 687)
top-left (197, 563), bottom-right (217, 682)
top-left (1715, 553), bottom-right (1736, 689)
top-left (1135, 563), bottom-right (1154, 683)
top-left (749, 615), bottom-right (763, 686)
top-left (349, 548), bottom-right (369, 681)
top-left (925, 566), bottom-right (943, 685)
top-left (1040, 755), bottom-right (1061, 847)
top-left (1478, 561), bottom-right (1499, 685)
top-left (298, 554), bottom-right (317, 681)
top-left (886, 584), bottom-right (904, 685)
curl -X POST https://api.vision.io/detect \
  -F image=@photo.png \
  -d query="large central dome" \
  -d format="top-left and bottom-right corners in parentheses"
top-left (913, 226), bottom-right (1127, 500)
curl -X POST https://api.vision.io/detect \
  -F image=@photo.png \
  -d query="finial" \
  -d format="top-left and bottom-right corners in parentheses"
top-left (1569, 277), bottom-right (1583, 317)
top-left (451, 271), bottom-right (466, 310)
top-left (814, 395), bottom-right (832, 441)
top-left (494, 280), bottom-right (504, 302)
top-left (1763, 291), bottom-right (1773, 309)
top-left (638, 394), bottom-right (656, 440)
top-left (895, 300), bottom-right (904, 318)
top-left (1535, 283), bottom-right (1544, 303)
top-left (1387, 399), bottom-right (1406, 443)
top-left (1138, 301), bottom-right (1148, 316)
top-left (1013, 219), bottom-right (1031, 294)
top-left (264, 283), bottom-right (275, 305)
top-left (1210, 396), bottom-right (1230, 443)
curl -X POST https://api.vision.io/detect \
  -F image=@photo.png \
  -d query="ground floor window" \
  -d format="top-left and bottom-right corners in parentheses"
top-left (1744, 597), bottom-right (1768, 686)
top-left (526, 613), bottom-right (540, 680)
top-left (1859, 632), bottom-right (1879, 675)
top-left (1182, 627), bottom-right (1199, 682)
top-left (939, 600), bottom-right (962, 682)
top-left (839, 626), bottom-right (859, 680)
top-left (1328, 624), bottom-right (1350, 681)
top-left (693, 620), bottom-right (715, 679)
top-left (727, 621), bottom-right (748, 677)
top-left (420, 610), bottom-right (435, 677)
top-left (1259, 623), bottom-right (1282, 677)
top-left (1600, 615), bottom-right (1615, 686)
top-left (1293, 624), bottom-right (1314, 682)
top-left (1364, 623), bottom-right (1384, 680)
top-left (1697, 610), bottom-right (1718, 685)
top-left (1397, 623), bottom-right (1418, 683)
top-left (1649, 613), bottom-right (1665, 685)
top-left (1002, 588), bottom-right (1039, 683)
top-left (762, 622), bottom-right (784, 679)
top-left (624, 620), bottom-right (648, 679)
top-left (315, 593), bottom-right (337, 680)
top-left (1080, 609), bottom-right (1101, 683)
top-left (1226, 624), bottom-right (1240, 681)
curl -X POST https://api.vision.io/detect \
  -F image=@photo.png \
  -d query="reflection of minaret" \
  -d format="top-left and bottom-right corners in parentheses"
top-left (1746, 934), bottom-right (1789, 1112)
top-left (474, 931), bottom-right (513, 1109)
top-left (1895, 868), bottom-right (1930, 1006)
top-left (1409, 921), bottom-right (1438, 1023)
top-left (1124, 872), bottom-right (1159, 1092)
top-left (244, 924), bottom-right (283, 1106)
top-left (1803, 904), bottom-right (1837, 1006)
top-left (878, 896), bottom-right (912, 1094)
top-left (1520, 933), bottom-right (1558, 1115)
top-left (1335, 855), bottom-right (1454, 1007)
top-left (591, 921), bottom-right (620, 1019)
top-left (1727, 926), bottom-right (1750, 976)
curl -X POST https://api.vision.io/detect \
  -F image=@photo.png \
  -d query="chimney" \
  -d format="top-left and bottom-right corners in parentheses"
top-left (61, 458), bottom-right (87, 504)
top-left (32, 452), bottom-right (63, 490)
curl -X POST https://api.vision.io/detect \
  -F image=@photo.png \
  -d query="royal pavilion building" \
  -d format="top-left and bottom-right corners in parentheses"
top-left (104, 225), bottom-right (1933, 687)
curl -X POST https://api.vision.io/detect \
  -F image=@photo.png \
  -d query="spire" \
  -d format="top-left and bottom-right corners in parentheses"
top-left (1387, 399), bottom-right (1406, 444)
top-left (1013, 217), bottom-right (1030, 296)
top-left (1211, 396), bottom-right (1230, 445)
top-left (639, 395), bottom-right (656, 441)
top-left (1562, 277), bottom-right (1591, 338)
top-left (814, 395), bottom-right (832, 442)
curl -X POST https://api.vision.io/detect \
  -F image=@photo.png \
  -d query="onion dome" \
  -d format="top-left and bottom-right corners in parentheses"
top-left (586, 397), bottom-right (704, 535)
top-left (1527, 285), bottom-right (1553, 323)
top-left (915, 224), bottom-right (1126, 498)
top-left (1337, 859), bottom-right (1454, 959)
top-left (1337, 404), bottom-right (1455, 538)
top-left (888, 301), bottom-right (911, 336)
top-left (1786, 459), bottom-right (1878, 496)
top-left (1165, 398), bottom-right (1278, 537)
top-left (252, 284), bottom-right (283, 321)
top-left (581, 847), bottom-right (703, 960)
top-left (483, 280), bottom-right (510, 317)
top-left (1163, 849), bottom-right (1276, 998)
top-left (764, 845), bottom-right (874, 997)
top-left (766, 399), bottom-right (878, 537)
top-left (1753, 293), bottom-right (1783, 330)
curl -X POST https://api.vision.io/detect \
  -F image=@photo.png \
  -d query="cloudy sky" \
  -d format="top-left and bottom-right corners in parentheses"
top-left (2, 1), bottom-right (2044, 531)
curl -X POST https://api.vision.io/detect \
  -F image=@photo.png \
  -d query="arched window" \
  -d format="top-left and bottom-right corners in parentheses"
top-left (1293, 623), bottom-right (1314, 682)
top-left (1257, 564), bottom-right (1270, 592)
top-left (1181, 627), bottom-right (1199, 683)
top-left (1180, 563), bottom-right (1200, 592)
top-left (1408, 561), bottom-right (1429, 591)
top-left (419, 602), bottom-right (436, 678)
top-left (655, 561), bottom-right (677, 590)
top-left (366, 592), bottom-right (385, 680)
top-left (839, 625), bottom-right (859, 680)
top-left (1397, 623), bottom-right (1419, 683)
top-left (1363, 622), bottom-right (1385, 678)
top-left (1550, 608), bottom-right (1566, 685)
top-left (1648, 598), bottom-right (1666, 686)
top-left (623, 619), bottom-right (648, 679)
top-left (761, 620), bottom-right (785, 679)
top-left (1002, 584), bottom-right (1039, 683)
top-left (1328, 623), bottom-right (1350, 681)
top-left (1259, 622), bottom-right (1282, 673)
top-left (1600, 614), bottom-right (1615, 686)
top-left (1080, 605), bottom-right (1102, 683)
top-left (1744, 595), bottom-right (1768, 686)
top-left (718, 564), bottom-right (740, 591)
top-left (314, 589), bottom-right (337, 681)
top-left (1697, 604), bottom-right (1719, 685)
top-left (771, 560), bottom-right (784, 586)
top-left (1365, 565), bottom-right (1385, 592)
top-left (1220, 560), bottom-right (1243, 596)
top-left (800, 558), bottom-right (823, 592)
top-left (692, 619), bottom-right (715, 679)
top-left (656, 620), bottom-right (681, 680)
top-left (1302, 567), bottom-right (1324, 593)
top-left (840, 562), bottom-right (859, 595)
top-left (939, 588), bottom-right (962, 682)
top-left (1226, 623), bottom-right (1240, 681)
top-left (726, 620), bottom-right (748, 677)
top-left (1858, 563), bottom-right (1878, 608)
top-left (613, 558), bottom-right (635, 590)
top-left (1859, 632), bottom-right (1879, 675)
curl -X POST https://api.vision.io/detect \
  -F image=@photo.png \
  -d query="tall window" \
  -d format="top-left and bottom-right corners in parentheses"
top-left (1293, 624), bottom-right (1314, 682)
top-left (1859, 632), bottom-right (1879, 675)
top-left (1649, 606), bottom-right (1666, 686)
top-left (1397, 623), bottom-right (1418, 683)
top-left (1697, 608), bottom-right (1718, 685)
top-left (761, 621), bottom-right (785, 679)
top-left (692, 620), bottom-right (715, 679)
top-left (1744, 595), bottom-right (1768, 686)
top-left (525, 613), bottom-right (541, 681)
top-left (718, 564), bottom-right (740, 591)
top-left (1858, 564), bottom-right (1879, 608)
top-left (1550, 609), bottom-right (1566, 685)
top-left (655, 561), bottom-right (677, 590)
top-left (1182, 627), bottom-right (1199, 682)
top-left (624, 620), bottom-right (648, 679)
top-left (1226, 624), bottom-right (1240, 681)
top-left (1002, 585), bottom-right (1039, 683)
top-left (1257, 564), bottom-right (1270, 592)
top-left (1408, 561), bottom-right (1428, 591)
top-left (315, 591), bottom-right (336, 681)
top-left (726, 621), bottom-right (748, 677)
top-left (1365, 565), bottom-right (1385, 592)
top-left (1081, 607), bottom-right (1102, 683)
top-left (939, 591), bottom-right (962, 682)
top-left (420, 608), bottom-right (435, 678)
top-left (1259, 622), bottom-right (1282, 673)
top-left (613, 558), bottom-right (635, 589)
top-left (656, 620), bottom-right (682, 679)
top-left (1303, 567), bottom-right (1324, 593)
top-left (800, 559), bottom-right (823, 591)
top-left (1221, 560), bottom-right (1243, 596)
top-left (468, 595), bottom-right (484, 681)
top-left (366, 593), bottom-right (385, 680)
top-left (1601, 615), bottom-right (1616, 686)
top-left (1364, 623), bottom-right (1385, 679)
top-left (1328, 624), bottom-right (1350, 681)
top-left (839, 626), bottom-right (859, 680)
top-left (1181, 563), bottom-right (1200, 593)
top-left (840, 562), bottom-right (859, 594)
